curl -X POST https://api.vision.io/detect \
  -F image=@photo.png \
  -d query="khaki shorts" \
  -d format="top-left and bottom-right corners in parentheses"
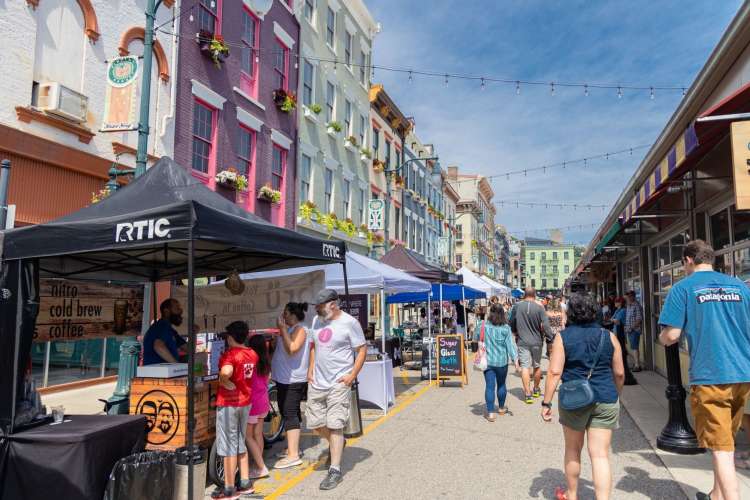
top-left (518, 344), bottom-right (543, 369)
top-left (690, 383), bottom-right (750, 451)
top-left (305, 383), bottom-right (351, 430)
top-left (559, 401), bottom-right (620, 432)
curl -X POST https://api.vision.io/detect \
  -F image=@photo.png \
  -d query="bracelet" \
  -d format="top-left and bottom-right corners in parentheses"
top-left (541, 401), bottom-right (552, 408)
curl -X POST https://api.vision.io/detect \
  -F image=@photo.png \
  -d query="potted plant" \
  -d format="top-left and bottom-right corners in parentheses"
top-left (340, 218), bottom-right (357, 238)
top-left (373, 232), bottom-right (385, 244)
top-left (258, 183), bottom-right (282, 204)
top-left (310, 103), bottom-right (322, 114)
top-left (272, 88), bottom-right (297, 113)
top-left (299, 200), bottom-right (319, 224)
top-left (215, 168), bottom-right (248, 191)
top-left (319, 212), bottom-right (338, 237)
top-left (373, 159), bottom-right (384, 173)
top-left (199, 31), bottom-right (230, 68)
top-left (360, 148), bottom-right (372, 161)
top-left (345, 135), bottom-right (358, 149)
top-left (358, 223), bottom-right (369, 238)
top-left (326, 121), bottom-right (343, 135)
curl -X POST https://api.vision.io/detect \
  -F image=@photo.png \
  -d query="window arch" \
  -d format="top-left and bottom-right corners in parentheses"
top-left (118, 27), bottom-right (170, 82)
top-left (27, 0), bottom-right (100, 41)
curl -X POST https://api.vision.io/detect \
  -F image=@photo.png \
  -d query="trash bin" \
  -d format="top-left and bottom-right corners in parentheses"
top-left (344, 381), bottom-right (363, 438)
top-left (174, 445), bottom-right (207, 500)
top-left (103, 450), bottom-right (175, 500)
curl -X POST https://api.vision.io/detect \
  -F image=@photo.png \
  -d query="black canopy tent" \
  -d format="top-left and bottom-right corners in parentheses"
top-left (0, 157), bottom-right (348, 498)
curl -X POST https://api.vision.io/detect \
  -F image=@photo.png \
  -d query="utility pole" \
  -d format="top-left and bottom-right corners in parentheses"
top-left (0, 159), bottom-right (11, 231)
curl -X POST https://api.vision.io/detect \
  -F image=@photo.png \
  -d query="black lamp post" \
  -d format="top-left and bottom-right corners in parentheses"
top-left (657, 343), bottom-right (703, 454)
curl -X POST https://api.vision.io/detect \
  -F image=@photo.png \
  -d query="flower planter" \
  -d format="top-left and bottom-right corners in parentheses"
top-left (344, 140), bottom-right (357, 151)
top-left (360, 154), bottom-right (370, 162)
top-left (303, 107), bottom-right (318, 121)
top-left (327, 127), bottom-right (338, 136)
top-left (215, 183), bottom-right (237, 203)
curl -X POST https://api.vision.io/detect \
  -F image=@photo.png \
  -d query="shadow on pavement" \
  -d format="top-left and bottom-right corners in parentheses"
top-left (528, 467), bottom-right (595, 499)
top-left (312, 446), bottom-right (374, 475)
top-left (615, 466), bottom-right (689, 498)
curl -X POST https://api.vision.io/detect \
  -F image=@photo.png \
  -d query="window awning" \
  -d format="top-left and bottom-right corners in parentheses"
top-left (594, 221), bottom-right (622, 255)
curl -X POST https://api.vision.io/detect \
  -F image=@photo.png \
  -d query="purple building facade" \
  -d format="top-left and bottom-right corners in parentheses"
top-left (174, 0), bottom-right (300, 228)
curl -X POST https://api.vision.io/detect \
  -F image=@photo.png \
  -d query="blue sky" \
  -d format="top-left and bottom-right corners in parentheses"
top-left (366, 0), bottom-right (743, 245)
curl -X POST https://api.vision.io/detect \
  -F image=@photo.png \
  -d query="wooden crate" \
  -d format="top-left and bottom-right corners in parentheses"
top-left (129, 377), bottom-right (217, 451)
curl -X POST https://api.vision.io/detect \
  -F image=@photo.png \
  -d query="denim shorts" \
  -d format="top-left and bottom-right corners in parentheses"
top-left (627, 330), bottom-right (642, 350)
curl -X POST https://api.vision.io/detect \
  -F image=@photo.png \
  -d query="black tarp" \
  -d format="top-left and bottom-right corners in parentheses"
top-left (380, 245), bottom-right (461, 284)
top-left (0, 157), bottom-right (346, 282)
top-left (0, 157), bottom-right (346, 434)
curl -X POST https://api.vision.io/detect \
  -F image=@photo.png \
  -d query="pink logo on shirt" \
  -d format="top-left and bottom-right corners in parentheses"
top-left (318, 327), bottom-right (333, 344)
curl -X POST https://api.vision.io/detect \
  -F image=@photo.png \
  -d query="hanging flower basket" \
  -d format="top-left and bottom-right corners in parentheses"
top-left (373, 159), bottom-right (384, 173)
top-left (258, 184), bottom-right (282, 204)
top-left (272, 88), bottom-right (297, 113)
top-left (215, 168), bottom-right (248, 191)
top-left (199, 31), bottom-right (230, 68)
top-left (91, 187), bottom-right (112, 204)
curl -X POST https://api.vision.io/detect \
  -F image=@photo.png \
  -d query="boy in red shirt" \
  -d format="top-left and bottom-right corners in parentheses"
top-left (213, 321), bottom-right (258, 499)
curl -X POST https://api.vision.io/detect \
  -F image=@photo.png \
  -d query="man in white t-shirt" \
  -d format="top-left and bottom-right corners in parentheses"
top-left (306, 289), bottom-right (367, 491)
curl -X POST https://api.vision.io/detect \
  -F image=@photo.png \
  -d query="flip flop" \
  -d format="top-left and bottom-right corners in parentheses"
top-left (555, 487), bottom-right (568, 500)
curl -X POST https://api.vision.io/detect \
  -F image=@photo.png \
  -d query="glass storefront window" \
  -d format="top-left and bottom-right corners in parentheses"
top-left (659, 270), bottom-right (671, 292)
top-left (716, 251), bottom-right (732, 275)
top-left (735, 248), bottom-right (750, 282)
top-left (732, 206), bottom-right (750, 247)
top-left (711, 209), bottom-right (731, 251)
top-left (658, 244), bottom-right (670, 269)
top-left (670, 234), bottom-right (687, 265)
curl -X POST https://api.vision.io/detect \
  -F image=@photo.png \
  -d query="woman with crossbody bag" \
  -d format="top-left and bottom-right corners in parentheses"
top-left (540, 293), bottom-right (625, 500)
top-left (473, 304), bottom-right (520, 422)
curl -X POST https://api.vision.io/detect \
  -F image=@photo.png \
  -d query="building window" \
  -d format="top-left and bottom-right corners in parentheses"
top-left (344, 100), bottom-right (352, 136)
top-left (302, 60), bottom-right (314, 106)
top-left (553, 251), bottom-right (558, 259)
top-left (191, 100), bottom-right (214, 174)
top-left (273, 39), bottom-right (290, 90)
top-left (326, 81), bottom-right (335, 123)
top-left (344, 31), bottom-right (352, 68)
top-left (372, 127), bottom-right (379, 158)
top-left (326, 7), bottom-right (335, 48)
top-left (358, 188), bottom-right (365, 224)
top-left (271, 146), bottom-right (285, 191)
top-left (240, 9), bottom-right (259, 97)
top-left (359, 51), bottom-right (367, 85)
top-left (553, 265), bottom-right (558, 274)
top-left (541, 265), bottom-right (547, 274)
top-left (237, 127), bottom-right (254, 177)
top-left (554, 279), bottom-right (559, 288)
top-left (530, 265), bottom-right (535, 274)
top-left (410, 220), bottom-right (416, 249)
top-left (304, 0), bottom-right (314, 23)
top-left (324, 169), bottom-right (333, 212)
top-left (359, 114), bottom-right (366, 146)
top-left (564, 251), bottom-right (569, 259)
top-left (198, 0), bottom-right (220, 34)
top-left (385, 140), bottom-right (391, 168)
top-left (564, 265), bottom-right (570, 273)
top-left (342, 179), bottom-right (351, 216)
top-left (541, 251), bottom-right (547, 259)
top-left (300, 154), bottom-right (311, 202)
top-left (531, 279), bottom-right (536, 288)
top-left (456, 253), bottom-right (463, 268)
top-left (530, 252), bottom-right (535, 260)
top-left (542, 279), bottom-right (547, 288)
top-left (395, 148), bottom-right (401, 169)
top-left (403, 217), bottom-right (409, 242)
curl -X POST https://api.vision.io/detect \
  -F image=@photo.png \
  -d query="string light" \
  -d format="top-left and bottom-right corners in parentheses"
top-left (507, 223), bottom-right (600, 236)
top-left (650, 87), bottom-right (655, 100)
top-left (550, 82), bottom-right (555, 96)
top-left (516, 81), bottom-right (521, 95)
top-left (584, 84), bottom-right (589, 97)
top-left (617, 86), bottom-right (623, 99)
top-left (408, 71), bottom-right (413, 83)
top-left (480, 78), bottom-right (485, 91)
top-left (444, 74), bottom-right (449, 87)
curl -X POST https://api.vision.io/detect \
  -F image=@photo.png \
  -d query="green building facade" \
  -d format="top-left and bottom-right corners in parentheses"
top-left (522, 241), bottom-right (576, 293)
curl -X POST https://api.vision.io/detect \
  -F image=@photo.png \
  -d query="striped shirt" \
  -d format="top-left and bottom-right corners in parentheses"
top-left (473, 322), bottom-right (518, 368)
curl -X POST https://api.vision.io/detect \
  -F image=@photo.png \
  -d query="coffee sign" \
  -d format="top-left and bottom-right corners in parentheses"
top-left (35, 279), bottom-right (144, 342)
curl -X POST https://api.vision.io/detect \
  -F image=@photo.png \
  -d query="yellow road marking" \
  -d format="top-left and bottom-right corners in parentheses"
top-left (399, 367), bottom-right (409, 385)
top-left (264, 382), bottom-right (432, 499)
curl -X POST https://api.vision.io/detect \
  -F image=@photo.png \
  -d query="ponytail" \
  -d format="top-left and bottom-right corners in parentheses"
top-left (285, 302), bottom-right (308, 322)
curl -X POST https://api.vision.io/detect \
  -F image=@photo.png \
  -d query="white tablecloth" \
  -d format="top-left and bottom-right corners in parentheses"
top-left (358, 358), bottom-right (395, 412)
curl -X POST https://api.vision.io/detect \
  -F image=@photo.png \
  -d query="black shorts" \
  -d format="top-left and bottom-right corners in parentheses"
top-left (275, 381), bottom-right (307, 431)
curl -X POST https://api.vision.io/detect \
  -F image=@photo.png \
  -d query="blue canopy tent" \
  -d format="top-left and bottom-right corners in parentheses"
top-left (386, 283), bottom-right (487, 304)
top-left (511, 288), bottom-right (525, 299)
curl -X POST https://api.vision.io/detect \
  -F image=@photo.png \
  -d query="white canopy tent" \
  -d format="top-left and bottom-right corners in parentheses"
top-left (237, 252), bottom-right (431, 414)
top-left (479, 275), bottom-right (512, 297)
top-left (456, 267), bottom-right (495, 295)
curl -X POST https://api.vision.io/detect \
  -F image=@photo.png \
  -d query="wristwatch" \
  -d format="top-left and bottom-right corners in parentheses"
top-left (541, 401), bottom-right (552, 409)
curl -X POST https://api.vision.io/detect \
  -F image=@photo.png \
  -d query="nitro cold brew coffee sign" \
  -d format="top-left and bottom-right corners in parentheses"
top-left (34, 279), bottom-right (144, 342)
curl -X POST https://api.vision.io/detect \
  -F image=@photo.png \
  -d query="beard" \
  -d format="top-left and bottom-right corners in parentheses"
top-left (169, 314), bottom-right (183, 326)
top-left (318, 304), bottom-right (335, 321)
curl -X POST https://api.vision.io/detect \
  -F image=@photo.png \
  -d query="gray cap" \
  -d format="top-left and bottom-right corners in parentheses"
top-left (315, 288), bottom-right (339, 305)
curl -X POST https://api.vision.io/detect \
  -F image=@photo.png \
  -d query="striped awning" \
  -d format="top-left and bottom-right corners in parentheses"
top-left (621, 124), bottom-right (699, 222)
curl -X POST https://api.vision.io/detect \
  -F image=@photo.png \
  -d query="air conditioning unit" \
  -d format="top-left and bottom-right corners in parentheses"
top-left (37, 82), bottom-right (88, 123)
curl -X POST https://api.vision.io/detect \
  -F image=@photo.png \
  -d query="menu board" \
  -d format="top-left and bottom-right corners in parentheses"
top-left (339, 294), bottom-right (368, 334)
top-left (436, 335), bottom-right (463, 379)
top-left (35, 279), bottom-right (144, 342)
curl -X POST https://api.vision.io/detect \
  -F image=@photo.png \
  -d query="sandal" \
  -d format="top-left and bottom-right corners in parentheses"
top-left (555, 486), bottom-right (568, 500)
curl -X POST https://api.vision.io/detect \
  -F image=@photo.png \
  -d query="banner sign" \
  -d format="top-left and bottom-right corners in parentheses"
top-left (35, 279), bottom-right (144, 342)
top-left (101, 55), bottom-right (139, 132)
top-left (368, 199), bottom-right (385, 231)
top-left (339, 294), bottom-right (368, 334)
top-left (172, 271), bottom-right (325, 333)
top-left (731, 121), bottom-right (750, 210)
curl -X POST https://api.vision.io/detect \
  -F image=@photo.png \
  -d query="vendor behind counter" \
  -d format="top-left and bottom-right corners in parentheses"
top-left (142, 298), bottom-right (187, 365)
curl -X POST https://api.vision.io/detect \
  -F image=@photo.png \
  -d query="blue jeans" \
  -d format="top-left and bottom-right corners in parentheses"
top-left (484, 365), bottom-right (509, 412)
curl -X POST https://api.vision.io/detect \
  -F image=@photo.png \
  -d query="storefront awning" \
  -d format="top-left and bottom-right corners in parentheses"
top-left (594, 221), bottom-right (622, 255)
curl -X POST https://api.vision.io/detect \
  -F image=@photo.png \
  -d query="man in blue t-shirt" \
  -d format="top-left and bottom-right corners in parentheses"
top-left (142, 298), bottom-right (187, 365)
top-left (659, 239), bottom-right (750, 500)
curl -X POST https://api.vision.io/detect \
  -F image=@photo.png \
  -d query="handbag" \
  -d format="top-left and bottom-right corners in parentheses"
top-left (558, 330), bottom-right (607, 410)
top-left (473, 321), bottom-right (488, 371)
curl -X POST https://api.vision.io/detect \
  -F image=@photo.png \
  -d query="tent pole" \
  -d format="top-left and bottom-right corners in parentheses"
top-left (439, 284), bottom-right (444, 335)
top-left (427, 292), bottom-right (432, 384)
top-left (381, 289), bottom-right (387, 415)
top-left (462, 287), bottom-right (467, 341)
top-left (187, 238), bottom-right (195, 500)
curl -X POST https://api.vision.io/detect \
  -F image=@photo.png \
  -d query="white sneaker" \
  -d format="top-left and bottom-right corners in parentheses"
top-left (248, 466), bottom-right (269, 479)
top-left (274, 457), bottom-right (303, 469)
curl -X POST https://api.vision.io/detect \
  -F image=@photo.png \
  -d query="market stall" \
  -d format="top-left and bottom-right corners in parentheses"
top-left (478, 274), bottom-right (512, 299)
top-left (457, 267), bottom-right (495, 296)
top-left (0, 158), bottom-right (347, 499)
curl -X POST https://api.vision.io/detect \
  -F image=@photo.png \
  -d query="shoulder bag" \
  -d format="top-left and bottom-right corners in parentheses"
top-left (558, 330), bottom-right (607, 410)
top-left (473, 321), bottom-right (488, 371)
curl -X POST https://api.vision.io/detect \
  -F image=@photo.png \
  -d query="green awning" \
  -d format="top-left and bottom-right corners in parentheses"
top-left (595, 221), bottom-right (622, 255)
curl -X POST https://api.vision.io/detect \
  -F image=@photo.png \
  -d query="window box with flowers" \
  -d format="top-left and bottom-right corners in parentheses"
top-left (258, 184), bottom-right (282, 204)
top-left (198, 30), bottom-right (230, 68)
top-left (304, 103), bottom-right (322, 121)
top-left (389, 238), bottom-right (406, 247)
top-left (319, 212), bottom-right (339, 237)
top-left (358, 223), bottom-right (369, 239)
top-left (372, 159), bottom-right (384, 173)
top-left (339, 218), bottom-right (357, 238)
top-left (272, 89), bottom-right (297, 114)
top-left (215, 168), bottom-right (248, 203)
top-left (392, 175), bottom-right (404, 191)
top-left (360, 148), bottom-right (372, 162)
top-left (299, 200), bottom-right (321, 224)
top-left (344, 135), bottom-right (358, 151)
top-left (326, 121), bottom-right (343, 136)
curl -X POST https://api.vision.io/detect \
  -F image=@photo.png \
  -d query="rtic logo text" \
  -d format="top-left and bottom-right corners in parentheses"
top-left (322, 243), bottom-right (341, 259)
top-left (115, 218), bottom-right (171, 242)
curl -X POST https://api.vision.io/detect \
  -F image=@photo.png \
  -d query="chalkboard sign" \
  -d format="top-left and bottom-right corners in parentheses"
top-left (436, 335), bottom-right (464, 381)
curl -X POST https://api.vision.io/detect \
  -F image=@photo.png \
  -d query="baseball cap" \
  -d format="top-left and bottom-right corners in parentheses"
top-left (315, 288), bottom-right (339, 305)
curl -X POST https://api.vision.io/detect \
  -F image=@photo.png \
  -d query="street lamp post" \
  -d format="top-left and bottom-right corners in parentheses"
top-left (134, 0), bottom-right (162, 177)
